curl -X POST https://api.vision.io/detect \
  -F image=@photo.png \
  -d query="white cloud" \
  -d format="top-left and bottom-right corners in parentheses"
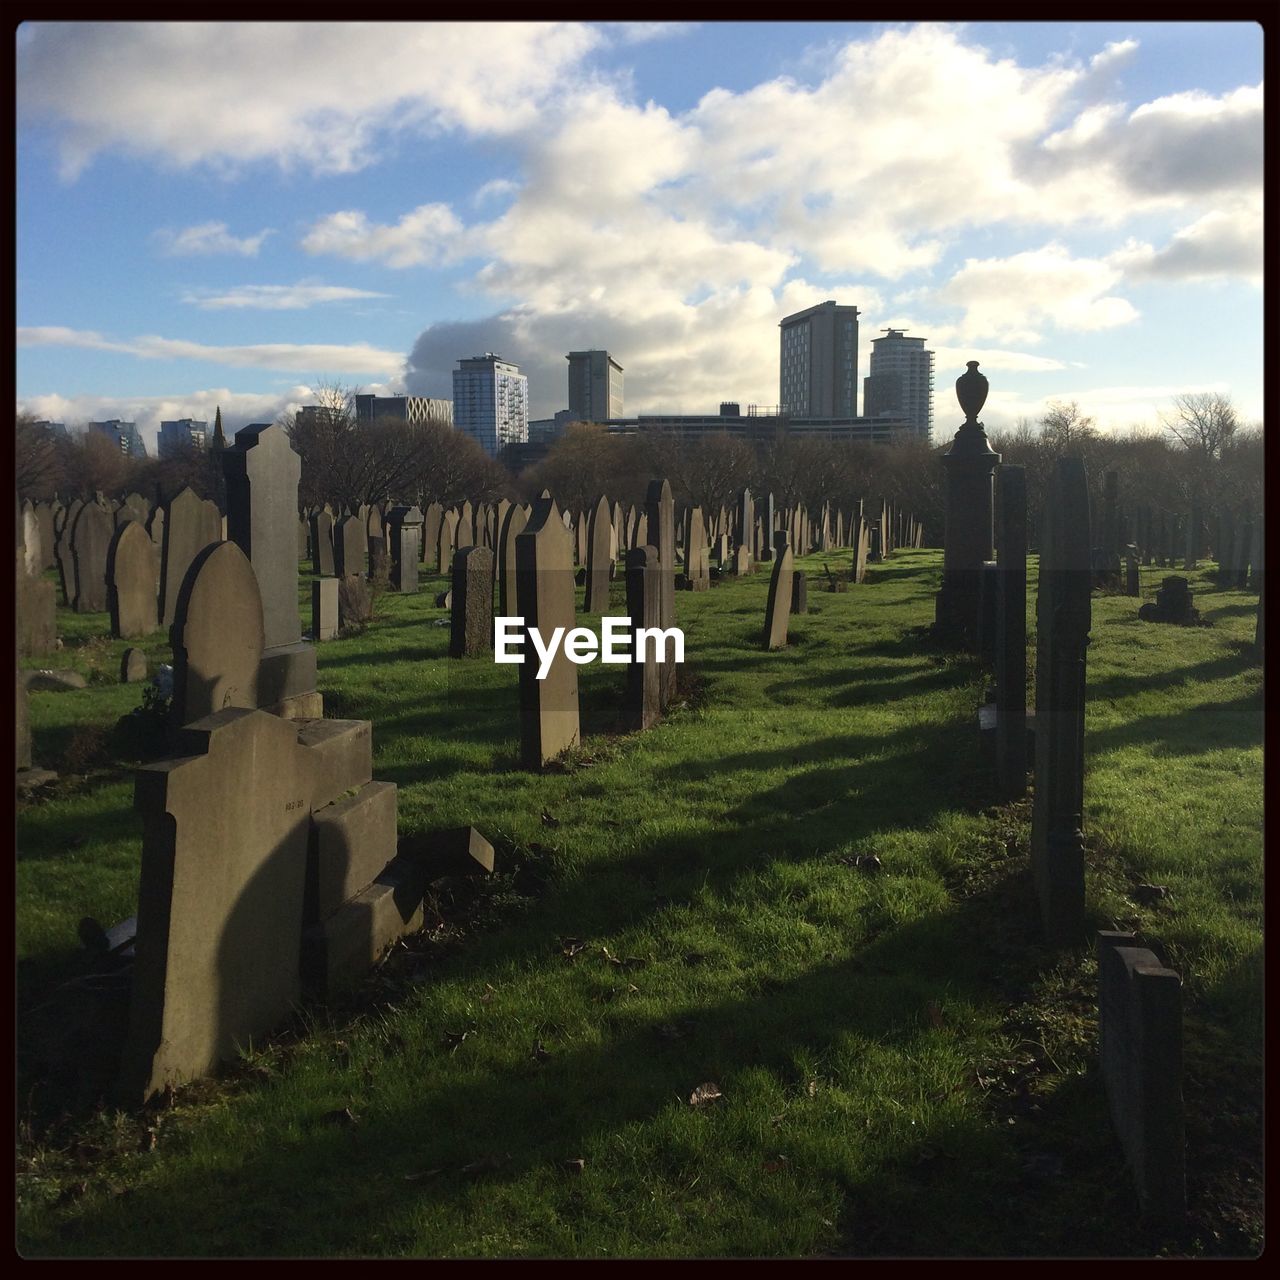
top-left (603, 22), bottom-right (698, 45)
top-left (18, 22), bottom-right (603, 178)
top-left (182, 282), bottom-right (392, 310)
top-left (931, 244), bottom-right (1139, 344)
top-left (153, 221), bottom-right (273, 256)
top-left (1112, 203), bottom-right (1263, 284)
top-left (18, 326), bottom-right (405, 376)
top-left (301, 205), bottom-right (465, 268)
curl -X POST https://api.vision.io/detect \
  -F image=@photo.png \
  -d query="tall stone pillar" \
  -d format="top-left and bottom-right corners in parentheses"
top-left (934, 361), bottom-right (1001, 648)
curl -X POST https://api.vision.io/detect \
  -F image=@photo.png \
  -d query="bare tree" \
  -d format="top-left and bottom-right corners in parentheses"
top-left (1161, 391), bottom-right (1240, 461)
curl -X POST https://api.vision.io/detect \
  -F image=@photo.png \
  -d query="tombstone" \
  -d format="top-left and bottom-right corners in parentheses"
top-left (497, 501), bottom-right (529, 617)
top-left (366, 505), bottom-right (389, 581)
top-left (1138, 576), bottom-right (1201, 626)
top-left (338, 574), bottom-right (373, 628)
top-left (1233, 516), bottom-right (1253, 589)
top-left (107, 520), bottom-right (160, 639)
top-left (714, 533), bottom-right (731, 567)
top-left (736, 488), bottom-right (754, 553)
top-left (71, 500), bottom-right (114, 613)
top-left (790, 570), bottom-right (808, 615)
top-left (626, 545), bottom-right (662, 731)
top-left (682, 506), bottom-right (710, 591)
top-left (385, 506), bottom-right (422, 593)
top-left (120, 708), bottom-right (316, 1102)
top-left (147, 503), bottom-right (166, 556)
top-left (868, 526), bottom-right (882, 563)
top-left (298, 514), bottom-right (309, 560)
top-left (733, 543), bottom-right (752, 576)
top-left (436, 509), bottom-right (459, 575)
top-left (993, 466), bottom-right (1028, 801)
top-left (421, 502), bottom-right (443, 568)
top-left (1097, 931), bottom-right (1185, 1227)
top-left (435, 588), bottom-right (452, 610)
top-left (584, 495), bottom-right (613, 613)
top-left (222, 424), bottom-right (318, 719)
top-left (457, 501), bottom-right (475, 551)
top-left (935, 361), bottom-right (1001, 648)
top-left (121, 648), bottom-right (148, 683)
top-left (312, 578), bottom-right (338, 641)
top-left (852, 520), bottom-right (870, 584)
top-left (976, 560), bottom-right (999, 668)
top-left (759, 493), bottom-right (776, 561)
top-left (493, 500), bottom-right (511, 563)
top-left (310, 510), bottom-right (335, 577)
top-left (170, 542), bottom-right (265, 727)
top-left (575, 512), bottom-right (589, 568)
top-left (160, 488), bottom-right (223, 626)
top-left (610, 501), bottom-right (622, 562)
top-left (17, 496), bottom-right (56, 658)
top-left (54, 497), bottom-right (83, 605)
top-left (1031, 456), bottom-right (1091, 946)
top-left (1124, 546), bottom-right (1140, 597)
top-left (333, 515), bottom-right (366, 579)
top-left (646, 479), bottom-right (677, 709)
top-left (35, 501), bottom-right (57, 571)
top-left (450, 546), bottom-right (494, 659)
top-left (762, 533), bottom-right (795, 649)
top-left (515, 498), bottom-right (580, 768)
top-left (20, 500), bottom-right (42, 578)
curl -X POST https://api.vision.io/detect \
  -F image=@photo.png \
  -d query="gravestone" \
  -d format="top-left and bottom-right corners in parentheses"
top-left (1097, 931), bottom-right (1185, 1227)
top-left (55, 497), bottom-right (84, 605)
top-left (646, 479), bottom-right (677, 708)
top-left (298, 514), bottom-right (309, 560)
top-left (160, 487), bottom-right (222, 626)
top-left (977, 560), bottom-right (999, 668)
top-left (515, 498), bottom-right (580, 768)
top-left (1031, 456), bottom-right (1091, 945)
top-left (682, 506), bottom-right (710, 591)
top-left (450, 545), bottom-right (494, 659)
top-left (338, 574), bottom-right (373, 628)
top-left (71, 500), bottom-right (114, 613)
top-left (107, 520), bottom-right (160, 639)
top-left (387, 506), bottom-right (422, 593)
top-left (222, 424), bottom-right (317, 718)
top-left (575, 512), bottom-right (589, 567)
top-left (852, 519), bottom-right (870, 583)
top-left (762, 532), bottom-right (794, 650)
top-left (734, 543), bottom-right (752, 575)
top-left (421, 502), bottom-right (443, 567)
top-left (312, 577), bottom-right (338, 641)
top-left (21, 500), bottom-right (42, 577)
top-left (760, 493), bottom-right (775, 561)
top-left (790, 570), bottom-right (808, 615)
top-left (311, 509), bottom-right (336, 577)
top-left (626, 545), bottom-right (662, 730)
top-left (994, 466), bottom-right (1028, 800)
top-left (333, 515), bottom-right (366, 578)
top-left (584, 495), bottom-right (613, 613)
top-left (147, 504), bottom-right (166, 555)
top-left (17, 498), bottom-right (56, 658)
top-left (736, 488), bottom-right (754, 553)
top-left (1138, 576), bottom-right (1201, 626)
top-left (611, 501), bottom-right (622, 561)
top-left (121, 708), bottom-right (315, 1102)
top-left (457, 501), bottom-right (475, 551)
top-left (436, 510), bottom-right (459, 574)
top-left (1125, 546), bottom-right (1140, 597)
top-left (171, 541), bottom-right (265, 726)
top-left (35, 501), bottom-right (57, 571)
top-left (121, 647), bottom-right (148, 683)
top-left (497, 502), bottom-right (529, 617)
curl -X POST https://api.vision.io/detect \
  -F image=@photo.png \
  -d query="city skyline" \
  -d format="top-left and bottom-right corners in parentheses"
top-left (17, 21), bottom-right (1263, 451)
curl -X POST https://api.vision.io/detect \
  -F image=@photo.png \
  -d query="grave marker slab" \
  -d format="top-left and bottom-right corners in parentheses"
top-left (107, 520), bottom-right (160, 639)
top-left (763, 532), bottom-right (794, 649)
top-left (450, 545), bottom-right (494, 658)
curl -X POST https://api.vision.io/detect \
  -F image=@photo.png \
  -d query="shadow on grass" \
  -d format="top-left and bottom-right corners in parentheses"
top-left (1085, 693), bottom-right (1262, 758)
top-left (1086, 646), bottom-right (1260, 703)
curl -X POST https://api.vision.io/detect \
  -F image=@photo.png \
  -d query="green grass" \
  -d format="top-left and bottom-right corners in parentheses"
top-left (16, 551), bottom-right (1262, 1257)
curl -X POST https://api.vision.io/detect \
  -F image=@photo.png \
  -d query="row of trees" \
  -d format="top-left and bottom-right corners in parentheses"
top-left (16, 391), bottom-right (1262, 549)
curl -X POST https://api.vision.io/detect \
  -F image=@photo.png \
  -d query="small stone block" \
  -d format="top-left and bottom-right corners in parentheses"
top-left (295, 718), bottom-right (373, 810)
top-left (308, 781), bottom-right (399, 923)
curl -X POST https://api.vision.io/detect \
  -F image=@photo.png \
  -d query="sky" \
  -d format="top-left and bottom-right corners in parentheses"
top-left (16, 20), bottom-right (1264, 452)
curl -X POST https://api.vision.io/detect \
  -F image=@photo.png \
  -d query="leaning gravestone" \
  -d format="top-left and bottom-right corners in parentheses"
top-left (1097, 931), bottom-right (1185, 1226)
top-left (763, 532), bottom-right (795, 650)
top-left (1031, 456), bottom-right (1091, 946)
top-left (71, 500), bottom-right (114, 613)
top-left (497, 501), bottom-right (529, 617)
top-left (584, 494), bottom-right (613, 613)
top-left (626, 544), bottom-right (662, 730)
top-left (515, 498), bottom-right (580, 768)
top-left (160, 487), bottom-right (222, 626)
top-left (388, 505), bottom-right (423, 593)
top-left (450, 545), bottom-right (494, 659)
top-left (120, 708), bottom-right (314, 1103)
top-left (170, 542), bottom-right (265, 727)
top-left (107, 519), bottom-right (159, 639)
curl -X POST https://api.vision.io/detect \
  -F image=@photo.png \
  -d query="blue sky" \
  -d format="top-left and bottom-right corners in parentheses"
top-left (16, 21), bottom-right (1263, 450)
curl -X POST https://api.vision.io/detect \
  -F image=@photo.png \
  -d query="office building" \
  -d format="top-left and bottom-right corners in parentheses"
top-left (89, 419), bottom-right (147, 458)
top-left (353, 395), bottom-right (453, 428)
top-left (779, 301), bottom-right (860, 418)
top-left (452, 354), bottom-right (529, 457)
top-left (602, 405), bottom-right (911, 448)
top-left (566, 350), bottom-right (623, 422)
top-left (864, 329), bottom-right (934, 441)
top-left (158, 418), bottom-right (208, 458)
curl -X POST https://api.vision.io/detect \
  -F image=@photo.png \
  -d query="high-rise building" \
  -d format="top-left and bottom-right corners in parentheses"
top-left (353, 395), bottom-right (453, 427)
top-left (566, 350), bottom-right (623, 422)
top-left (864, 329), bottom-right (935, 441)
top-left (89, 419), bottom-right (147, 458)
top-left (158, 418), bottom-right (208, 457)
top-left (778, 301), bottom-right (859, 418)
top-left (452, 354), bottom-right (529, 457)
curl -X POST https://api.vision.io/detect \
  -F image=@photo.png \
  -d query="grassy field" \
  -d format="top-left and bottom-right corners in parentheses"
top-left (16, 547), bottom-right (1263, 1257)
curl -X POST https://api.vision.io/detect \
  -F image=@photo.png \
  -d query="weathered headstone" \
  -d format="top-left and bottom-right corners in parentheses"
top-left (1125, 546), bottom-right (1140, 597)
top-left (646, 479), bottom-right (677, 708)
top-left (457, 501), bottom-right (475, 551)
top-left (733, 543), bottom-right (752, 575)
top-left (333, 515), bottom-right (366, 578)
top-left (436, 509), bottom-right (459, 575)
top-left (762, 532), bottom-right (794, 650)
top-left (790, 570), bottom-right (808, 615)
top-left (388, 505), bottom-right (423, 593)
top-left (977, 560), bottom-right (999, 668)
top-left (55, 497), bottom-right (84, 605)
top-left (1097, 931), bottom-right (1185, 1227)
top-left (515, 498), bottom-right (580, 768)
top-left (121, 647), bottom-right (148, 683)
top-left (1031, 456), bottom-right (1091, 945)
top-left (311, 509), bottom-right (336, 577)
top-left (497, 501), bottom-right (529, 617)
top-left (736, 488), bottom-right (754, 554)
top-left (160, 487), bottom-right (222, 626)
top-left (17, 497), bottom-right (56, 658)
top-left (584, 495), bottom-right (613, 613)
top-left (312, 577), bottom-right (338, 641)
top-left (626, 545), bottom-right (662, 730)
top-left (338, 574), bottom-right (373, 628)
top-left (421, 502), bottom-right (443, 567)
top-left (107, 519), bottom-right (160, 639)
top-left (21, 500), bottom-right (42, 578)
top-left (35, 501), bottom-right (57, 571)
top-left (450, 545), bottom-right (494, 659)
top-left (682, 506), bottom-right (710, 591)
top-left (71, 500), bottom-right (114, 613)
top-left (171, 541), bottom-right (265, 726)
top-left (760, 493), bottom-right (776, 561)
top-left (1138, 576), bottom-right (1201, 626)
